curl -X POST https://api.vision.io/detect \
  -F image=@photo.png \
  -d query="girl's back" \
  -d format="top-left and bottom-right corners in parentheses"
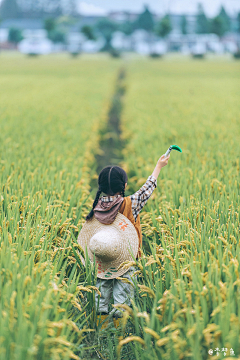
top-left (78, 155), bottom-right (169, 320)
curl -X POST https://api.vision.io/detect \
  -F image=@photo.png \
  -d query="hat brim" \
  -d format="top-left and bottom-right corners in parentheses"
top-left (77, 213), bottom-right (138, 279)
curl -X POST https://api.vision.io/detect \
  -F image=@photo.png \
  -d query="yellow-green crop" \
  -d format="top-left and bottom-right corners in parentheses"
top-left (0, 53), bottom-right (120, 360)
top-left (1, 52), bottom-right (239, 360)
top-left (118, 57), bottom-right (240, 359)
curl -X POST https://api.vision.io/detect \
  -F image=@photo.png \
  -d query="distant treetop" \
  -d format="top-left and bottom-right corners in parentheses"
top-left (135, 6), bottom-right (155, 32)
top-left (156, 15), bottom-right (172, 38)
top-left (196, 3), bottom-right (209, 34)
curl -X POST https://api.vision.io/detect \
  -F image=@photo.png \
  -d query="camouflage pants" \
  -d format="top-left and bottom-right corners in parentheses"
top-left (95, 267), bottom-right (135, 318)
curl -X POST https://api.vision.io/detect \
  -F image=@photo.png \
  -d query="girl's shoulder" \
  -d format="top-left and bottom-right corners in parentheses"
top-left (119, 196), bottom-right (134, 221)
top-left (119, 196), bottom-right (131, 208)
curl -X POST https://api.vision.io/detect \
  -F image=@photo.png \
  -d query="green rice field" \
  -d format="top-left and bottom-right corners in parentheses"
top-left (0, 53), bottom-right (239, 360)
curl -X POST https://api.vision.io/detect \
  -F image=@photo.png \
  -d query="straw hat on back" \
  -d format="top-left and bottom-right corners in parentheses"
top-left (77, 213), bottom-right (139, 279)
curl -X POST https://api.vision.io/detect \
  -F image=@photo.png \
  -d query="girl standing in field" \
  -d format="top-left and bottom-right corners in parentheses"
top-left (77, 154), bottom-right (170, 325)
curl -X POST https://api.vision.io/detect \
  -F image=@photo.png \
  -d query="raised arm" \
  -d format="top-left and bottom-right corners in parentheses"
top-left (130, 154), bottom-right (170, 221)
top-left (152, 154), bottom-right (170, 180)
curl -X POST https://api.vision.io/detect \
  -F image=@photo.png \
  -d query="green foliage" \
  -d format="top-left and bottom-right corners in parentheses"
top-left (44, 17), bottom-right (68, 44)
top-left (196, 3), bottom-right (209, 34)
top-left (156, 15), bottom-right (172, 38)
top-left (57, 15), bottom-right (77, 38)
top-left (233, 50), bottom-right (240, 59)
top-left (44, 17), bottom-right (56, 33)
top-left (120, 20), bottom-right (135, 36)
top-left (48, 29), bottom-right (66, 43)
top-left (0, 0), bottom-right (20, 19)
top-left (150, 53), bottom-right (163, 58)
top-left (8, 27), bottom-right (23, 44)
top-left (96, 18), bottom-right (118, 51)
top-left (219, 6), bottom-right (231, 32)
top-left (57, 15), bottom-right (77, 28)
top-left (209, 6), bottom-right (231, 38)
top-left (135, 5), bottom-right (155, 33)
top-left (109, 48), bottom-right (121, 58)
top-left (210, 15), bottom-right (226, 38)
top-left (81, 25), bottom-right (96, 41)
top-left (70, 52), bottom-right (80, 57)
top-left (192, 53), bottom-right (205, 59)
top-left (237, 12), bottom-right (240, 33)
top-left (181, 15), bottom-right (188, 35)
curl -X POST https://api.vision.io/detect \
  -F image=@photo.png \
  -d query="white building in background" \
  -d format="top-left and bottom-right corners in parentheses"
top-left (152, 41), bottom-right (167, 55)
top-left (134, 41), bottom-right (150, 55)
top-left (224, 41), bottom-right (238, 53)
top-left (0, 29), bottom-right (8, 43)
top-left (131, 29), bottom-right (150, 55)
top-left (81, 39), bottom-right (104, 53)
top-left (111, 31), bottom-right (131, 51)
top-left (22, 29), bottom-right (47, 39)
top-left (67, 32), bottom-right (84, 53)
top-left (134, 39), bottom-right (167, 56)
top-left (130, 29), bottom-right (167, 55)
top-left (167, 33), bottom-right (238, 55)
top-left (208, 40), bottom-right (224, 54)
top-left (222, 34), bottom-right (239, 53)
top-left (181, 44), bottom-right (191, 54)
top-left (1, 13), bottom-right (239, 56)
top-left (18, 29), bottom-right (52, 55)
top-left (18, 38), bottom-right (52, 55)
top-left (191, 42), bottom-right (207, 56)
top-left (108, 11), bottom-right (139, 23)
top-left (131, 29), bottom-right (149, 44)
top-left (67, 32), bottom-right (104, 53)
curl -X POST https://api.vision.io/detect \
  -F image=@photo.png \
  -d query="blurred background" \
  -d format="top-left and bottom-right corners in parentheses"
top-left (0, 0), bottom-right (240, 58)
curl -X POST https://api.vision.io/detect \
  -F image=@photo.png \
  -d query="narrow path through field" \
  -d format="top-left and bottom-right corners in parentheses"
top-left (95, 67), bottom-right (126, 174)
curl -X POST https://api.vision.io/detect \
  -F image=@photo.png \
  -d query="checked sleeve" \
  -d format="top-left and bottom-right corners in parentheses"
top-left (130, 175), bottom-right (157, 222)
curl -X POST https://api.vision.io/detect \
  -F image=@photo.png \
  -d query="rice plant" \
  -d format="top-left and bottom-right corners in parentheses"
top-left (118, 57), bottom-right (240, 360)
top-left (0, 53), bottom-right (120, 360)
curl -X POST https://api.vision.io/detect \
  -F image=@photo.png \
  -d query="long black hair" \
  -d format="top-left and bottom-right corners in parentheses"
top-left (86, 166), bottom-right (128, 221)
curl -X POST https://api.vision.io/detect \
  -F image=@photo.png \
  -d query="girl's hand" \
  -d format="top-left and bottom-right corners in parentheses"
top-left (152, 154), bottom-right (170, 180)
top-left (157, 154), bottom-right (170, 169)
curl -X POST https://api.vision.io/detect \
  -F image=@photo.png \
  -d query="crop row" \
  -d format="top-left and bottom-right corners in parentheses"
top-left (0, 55), bottom-right (120, 360)
top-left (118, 59), bottom-right (240, 359)
top-left (1, 54), bottom-right (239, 360)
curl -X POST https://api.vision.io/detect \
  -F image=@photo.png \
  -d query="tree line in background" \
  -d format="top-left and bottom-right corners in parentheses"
top-left (1, 2), bottom-right (240, 49)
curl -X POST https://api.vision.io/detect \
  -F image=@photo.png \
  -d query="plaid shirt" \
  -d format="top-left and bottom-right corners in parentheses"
top-left (100, 175), bottom-right (157, 222)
